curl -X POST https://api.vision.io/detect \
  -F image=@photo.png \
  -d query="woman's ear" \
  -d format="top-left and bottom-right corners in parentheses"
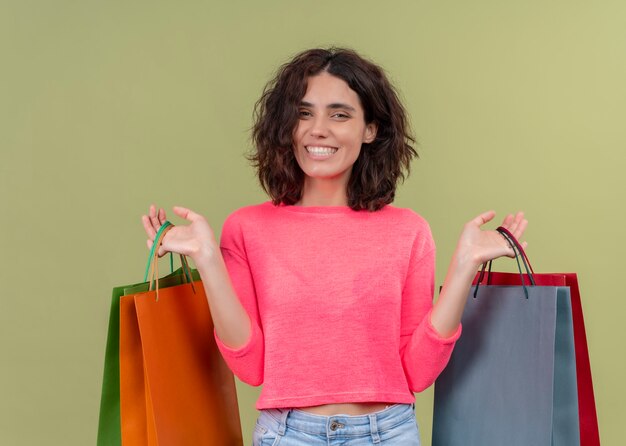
top-left (363, 122), bottom-right (378, 143)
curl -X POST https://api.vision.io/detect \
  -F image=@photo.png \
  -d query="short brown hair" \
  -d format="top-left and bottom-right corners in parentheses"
top-left (249, 47), bottom-right (417, 211)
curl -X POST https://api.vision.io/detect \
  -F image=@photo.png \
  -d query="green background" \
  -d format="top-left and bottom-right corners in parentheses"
top-left (1, 1), bottom-right (624, 444)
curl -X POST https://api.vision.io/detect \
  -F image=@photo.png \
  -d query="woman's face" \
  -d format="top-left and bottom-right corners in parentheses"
top-left (292, 72), bottom-right (377, 189)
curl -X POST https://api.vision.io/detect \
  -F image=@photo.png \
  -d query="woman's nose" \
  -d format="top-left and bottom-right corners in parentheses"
top-left (309, 116), bottom-right (329, 137)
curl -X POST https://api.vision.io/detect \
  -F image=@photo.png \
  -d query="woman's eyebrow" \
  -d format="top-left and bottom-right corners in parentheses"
top-left (327, 103), bottom-right (356, 111)
top-left (300, 101), bottom-right (356, 112)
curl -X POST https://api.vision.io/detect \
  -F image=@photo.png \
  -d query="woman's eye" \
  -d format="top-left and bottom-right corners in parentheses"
top-left (298, 110), bottom-right (312, 117)
top-left (333, 113), bottom-right (350, 119)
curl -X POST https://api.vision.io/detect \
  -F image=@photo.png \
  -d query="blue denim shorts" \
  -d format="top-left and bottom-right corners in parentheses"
top-left (252, 403), bottom-right (420, 445)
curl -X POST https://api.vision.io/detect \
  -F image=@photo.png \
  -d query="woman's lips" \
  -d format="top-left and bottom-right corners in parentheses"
top-left (305, 146), bottom-right (338, 160)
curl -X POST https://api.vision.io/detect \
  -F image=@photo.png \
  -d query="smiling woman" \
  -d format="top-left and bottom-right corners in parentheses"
top-left (249, 48), bottom-right (417, 212)
top-left (292, 72), bottom-right (377, 205)
top-left (142, 47), bottom-right (527, 445)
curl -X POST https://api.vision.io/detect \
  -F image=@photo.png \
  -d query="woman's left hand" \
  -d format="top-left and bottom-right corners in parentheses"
top-left (431, 211), bottom-right (528, 337)
top-left (455, 211), bottom-right (528, 268)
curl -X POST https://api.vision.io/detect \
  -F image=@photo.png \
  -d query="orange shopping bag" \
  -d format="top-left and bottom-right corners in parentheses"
top-left (119, 222), bottom-right (243, 445)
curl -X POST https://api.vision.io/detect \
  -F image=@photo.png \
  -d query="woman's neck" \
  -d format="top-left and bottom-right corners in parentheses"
top-left (297, 177), bottom-right (349, 207)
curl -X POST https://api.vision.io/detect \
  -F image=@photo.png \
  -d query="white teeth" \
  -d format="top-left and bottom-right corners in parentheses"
top-left (306, 146), bottom-right (338, 155)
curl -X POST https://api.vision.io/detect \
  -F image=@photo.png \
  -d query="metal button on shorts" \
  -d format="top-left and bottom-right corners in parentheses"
top-left (329, 420), bottom-right (345, 431)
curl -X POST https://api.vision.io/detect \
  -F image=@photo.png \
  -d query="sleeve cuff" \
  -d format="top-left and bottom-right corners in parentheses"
top-left (425, 310), bottom-right (462, 344)
top-left (213, 324), bottom-right (256, 358)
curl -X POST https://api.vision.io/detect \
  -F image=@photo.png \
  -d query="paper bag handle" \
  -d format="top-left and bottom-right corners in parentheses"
top-left (144, 221), bottom-right (196, 300)
top-left (473, 227), bottom-right (535, 299)
top-left (496, 226), bottom-right (535, 275)
top-left (144, 221), bottom-right (173, 282)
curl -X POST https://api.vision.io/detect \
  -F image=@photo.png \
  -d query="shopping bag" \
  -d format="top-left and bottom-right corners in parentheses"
top-left (432, 227), bottom-right (598, 446)
top-left (118, 222), bottom-right (243, 446)
top-left (115, 267), bottom-right (201, 445)
top-left (465, 227), bottom-right (600, 445)
top-left (98, 250), bottom-right (193, 446)
top-left (98, 279), bottom-right (144, 446)
top-left (120, 223), bottom-right (242, 446)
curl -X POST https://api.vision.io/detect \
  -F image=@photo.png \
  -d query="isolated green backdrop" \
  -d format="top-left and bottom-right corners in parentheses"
top-left (1, 1), bottom-right (624, 444)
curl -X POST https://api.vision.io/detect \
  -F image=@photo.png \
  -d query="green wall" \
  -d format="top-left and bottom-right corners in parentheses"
top-left (1, 1), bottom-right (624, 444)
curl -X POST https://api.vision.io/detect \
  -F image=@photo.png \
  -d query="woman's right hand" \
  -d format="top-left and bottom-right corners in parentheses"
top-left (141, 204), bottom-right (218, 261)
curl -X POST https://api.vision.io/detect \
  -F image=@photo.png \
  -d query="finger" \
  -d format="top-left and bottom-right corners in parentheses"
top-left (149, 204), bottom-right (162, 230)
top-left (503, 240), bottom-right (517, 258)
top-left (507, 212), bottom-right (525, 236)
top-left (513, 218), bottom-right (528, 241)
top-left (158, 207), bottom-right (166, 223)
top-left (500, 213), bottom-right (514, 228)
top-left (147, 235), bottom-right (167, 257)
top-left (471, 210), bottom-right (496, 227)
top-left (173, 205), bottom-right (202, 222)
top-left (142, 215), bottom-right (157, 239)
top-left (147, 238), bottom-right (165, 257)
top-left (149, 204), bottom-right (157, 226)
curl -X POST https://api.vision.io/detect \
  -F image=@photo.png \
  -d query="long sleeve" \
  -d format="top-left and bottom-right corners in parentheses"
top-left (399, 227), bottom-right (462, 392)
top-left (213, 213), bottom-right (265, 386)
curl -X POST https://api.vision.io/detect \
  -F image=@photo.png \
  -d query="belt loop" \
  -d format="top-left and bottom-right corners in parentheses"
top-left (368, 413), bottom-right (381, 444)
top-left (276, 409), bottom-right (290, 436)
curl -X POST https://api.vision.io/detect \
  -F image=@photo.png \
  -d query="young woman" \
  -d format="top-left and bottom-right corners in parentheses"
top-left (142, 48), bottom-right (527, 445)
